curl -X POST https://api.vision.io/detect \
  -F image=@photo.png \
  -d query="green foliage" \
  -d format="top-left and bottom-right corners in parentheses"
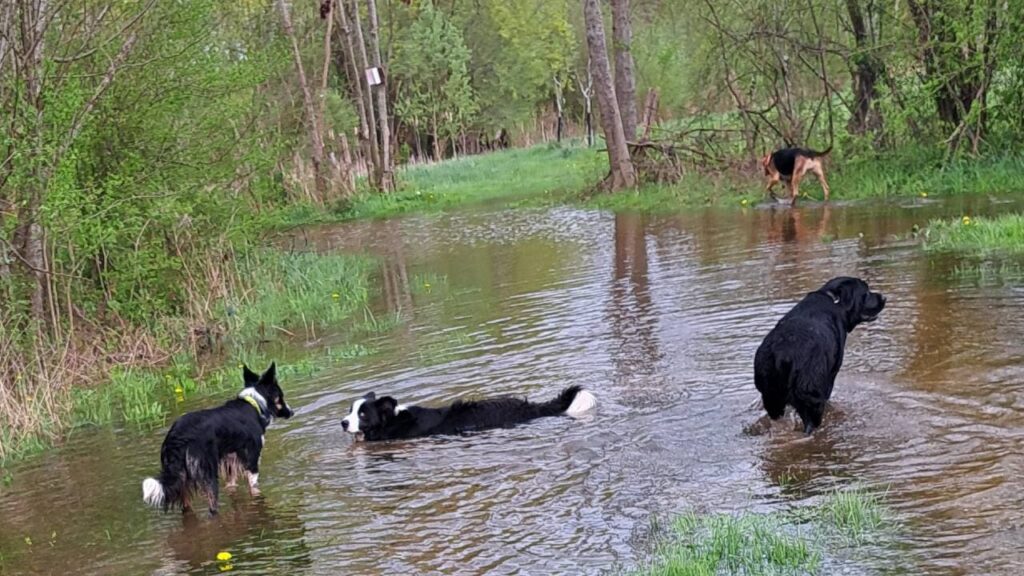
top-left (393, 2), bottom-right (478, 142)
top-left (465, 0), bottom-right (576, 130)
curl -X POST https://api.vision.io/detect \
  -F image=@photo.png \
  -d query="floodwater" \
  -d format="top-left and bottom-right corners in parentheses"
top-left (2, 196), bottom-right (1024, 575)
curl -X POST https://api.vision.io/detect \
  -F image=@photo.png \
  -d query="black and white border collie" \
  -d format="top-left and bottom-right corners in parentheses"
top-left (142, 362), bottom-right (293, 515)
top-left (340, 386), bottom-right (597, 441)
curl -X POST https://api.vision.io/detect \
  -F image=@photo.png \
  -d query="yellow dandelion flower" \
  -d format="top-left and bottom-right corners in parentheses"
top-left (217, 551), bottom-right (232, 561)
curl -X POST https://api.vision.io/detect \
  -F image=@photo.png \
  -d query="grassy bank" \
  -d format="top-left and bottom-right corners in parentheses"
top-left (270, 144), bottom-right (1024, 226)
top-left (270, 143), bottom-right (607, 227)
top-left (584, 152), bottom-right (1024, 213)
top-left (0, 249), bottom-right (379, 466)
top-left (635, 487), bottom-right (894, 575)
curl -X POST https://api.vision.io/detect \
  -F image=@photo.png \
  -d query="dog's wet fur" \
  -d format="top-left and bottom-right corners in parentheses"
top-left (754, 277), bottom-right (886, 435)
top-left (142, 363), bottom-right (293, 515)
top-left (341, 386), bottom-right (597, 442)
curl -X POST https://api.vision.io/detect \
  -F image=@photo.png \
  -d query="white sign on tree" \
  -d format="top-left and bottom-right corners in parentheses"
top-left (365, 67), bottom-right (382, 86)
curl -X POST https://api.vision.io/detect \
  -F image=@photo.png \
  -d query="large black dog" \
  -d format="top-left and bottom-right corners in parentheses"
top-left (340, 386), bottom-right (597, 441)
top-left (142, 362), bottom-right (293, 514)
top-left (754, 277), bottom-right (886, 434)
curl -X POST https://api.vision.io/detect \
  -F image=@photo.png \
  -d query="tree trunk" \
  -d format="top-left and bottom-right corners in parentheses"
top-left (365, 0), bottom-right (394, 191)
top-left (431, 116), bottom-right (441, 160)
top-left (577, 62), bottom-right (595, 147)
top-left (907, 0), bottom-right (981, 127)
top-left (845, 0), bottom-right (884, 138)
top-left (610, 0), bottom-right (637, 140)
top-left (335, 0), bottom-right (372, 172)
top-left (413, 125), bottom-right (424, 161)
top-left (554, 76), bottom-right (565, 142)
top-left (319, 0), bottom-right (341, 196)
top-left (346, 0), bottom-right (381, 187)
top-left (640, 88), bottom-right (658, 140)
top-left (277, 0), bottom-right (328, 199)
top-left (583, 0), bottom-right (635, 189)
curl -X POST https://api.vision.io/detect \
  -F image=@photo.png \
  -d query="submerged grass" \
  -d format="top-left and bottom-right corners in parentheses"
top-left (636, 488), bottom-right (893, 576)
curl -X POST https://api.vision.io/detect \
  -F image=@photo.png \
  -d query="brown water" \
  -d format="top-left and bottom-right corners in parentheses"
top-left (3, 197), bottom-right (1024, 575)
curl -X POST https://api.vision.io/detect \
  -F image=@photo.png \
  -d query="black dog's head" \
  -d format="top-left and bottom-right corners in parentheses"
top-left (340, 392), bottom-right (400, 441)
top-left (820, 276), bottom-right (886, 331)
top-left (242, 362), bottom-right (294, 419)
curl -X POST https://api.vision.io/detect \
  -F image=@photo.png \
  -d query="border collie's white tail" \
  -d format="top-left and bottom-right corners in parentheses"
top-left (565, 389), bottom-right (597, 417)
top-left (142, 477), bottom-right (165, 507)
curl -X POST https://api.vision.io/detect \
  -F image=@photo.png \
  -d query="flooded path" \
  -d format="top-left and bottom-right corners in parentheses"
top-left (3, 197), bottom-right (1024, 575)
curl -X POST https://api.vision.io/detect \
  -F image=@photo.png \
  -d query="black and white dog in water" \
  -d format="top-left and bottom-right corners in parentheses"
top-left (754, 277), bottom-right (886, 435)
top-left (340, 386), bottom-right (597, 441)
top-left (142, 362), bottom-right (293, 514)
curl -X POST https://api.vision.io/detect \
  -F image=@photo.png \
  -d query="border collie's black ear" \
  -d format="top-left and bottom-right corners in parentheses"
top-left (260, 361), bottom-right (277, 383)
top-left (243, 364), bottom-right (260, 384)
top-left (363, 391), bottom-right (377, 401)
top-left (378, 396), bottom-right (398, 415)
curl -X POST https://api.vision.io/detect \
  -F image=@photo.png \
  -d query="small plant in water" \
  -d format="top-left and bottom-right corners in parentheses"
top-left (819, 487), bottom-right (890, 542)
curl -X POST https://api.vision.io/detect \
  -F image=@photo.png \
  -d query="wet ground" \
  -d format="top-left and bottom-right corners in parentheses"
top-left (2, 196), bottom-right (1024, 575)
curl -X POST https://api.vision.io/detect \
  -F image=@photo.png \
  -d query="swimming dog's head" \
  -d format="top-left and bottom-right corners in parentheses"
top-left (820, 276), bottom-right (887, 330)
top-left (341, 392), bottom-right (402, 441)
top-left (242, 362), bottom-right (294, 420)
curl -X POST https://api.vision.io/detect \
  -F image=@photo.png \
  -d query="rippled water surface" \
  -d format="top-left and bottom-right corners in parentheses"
top-left (3, 197), bottom-right (1024, 575)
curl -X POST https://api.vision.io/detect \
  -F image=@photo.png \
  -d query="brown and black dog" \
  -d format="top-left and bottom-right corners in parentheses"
top-left (761, 147), bottom-right (831, 206)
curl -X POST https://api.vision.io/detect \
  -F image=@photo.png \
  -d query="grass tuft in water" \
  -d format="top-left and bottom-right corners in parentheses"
top-left (642, 513), bottom-right (820, 576)
top-left (922, 213), bottom-right (1024, 255)
top-left (818, 487), bottom-right (890, 542)
top-left (636, 488), bottom-right (895, 576)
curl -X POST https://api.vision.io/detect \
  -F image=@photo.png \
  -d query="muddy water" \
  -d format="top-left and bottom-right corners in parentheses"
top-left (3, 197), bottom-right (1024, 575)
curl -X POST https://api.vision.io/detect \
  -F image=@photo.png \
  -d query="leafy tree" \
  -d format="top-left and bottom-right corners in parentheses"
top-left (391, 2), bottom-right (477, 158)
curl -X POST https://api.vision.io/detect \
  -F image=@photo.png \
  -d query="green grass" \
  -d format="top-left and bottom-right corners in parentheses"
top-left (818, 487), bottom-right (890, 542)
top-left (829, 153), bottom-right (1024, 200)
top-left (643, 513), bottom-right (820, 576)
top-left (72, 369), bottom-right (166, 428)
top-left (264, 142), bottom-right (1024, 225)
top-left (223, 250), bottom-right (374, 338)
top-left (582, 150), bottom-right (1024, 213)
top-left (636, 488), bottom-right (893, 576)
top-left (922, 213), bottom-right (1024, 255)
top-left (268, 143), bottom-right (607, 226)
